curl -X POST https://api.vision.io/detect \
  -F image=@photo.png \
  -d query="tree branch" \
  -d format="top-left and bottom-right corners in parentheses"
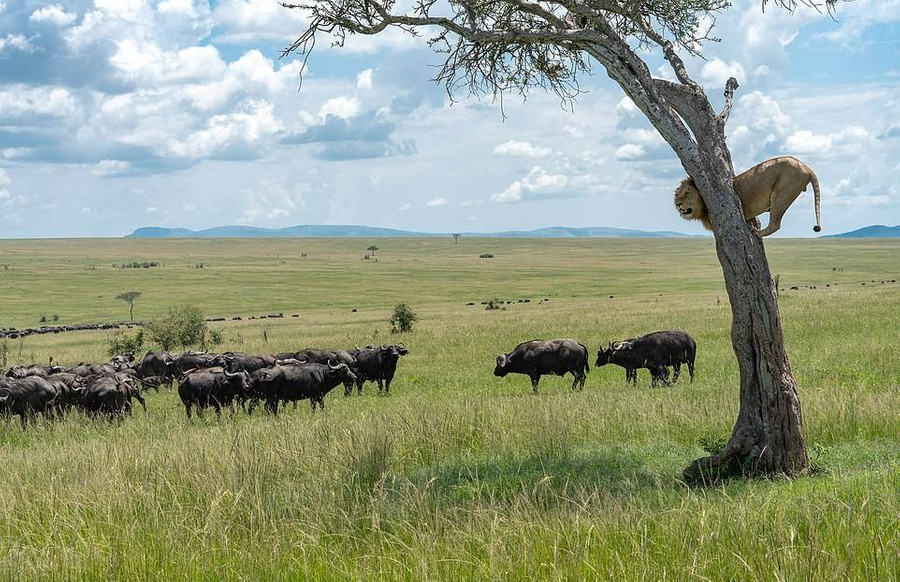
top-left (718, 76), bottom-right (739, 124)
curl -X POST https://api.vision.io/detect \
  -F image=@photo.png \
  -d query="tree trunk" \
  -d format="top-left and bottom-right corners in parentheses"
top-left (130, 303), bottom-right (134, 322)
top-left (681, 147), bottom-right (809, 483)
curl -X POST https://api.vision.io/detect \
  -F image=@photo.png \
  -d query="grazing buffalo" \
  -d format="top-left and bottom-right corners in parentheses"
top-left (253, 362), bottom-right (356, 414)
top-left (493, 339), bottom-right (589, 394)
top-left (171, 352), bottom-right (227, 376)
top-left (595, 330), bottom-right (697, 387)
top-left (0, 376), bottom-right (57, 426)
top-left (78, 376), bottom-right (146, 417)
top-left (109, 353), bottom-right (135, 370)
top-left (138, 351), bottom-right (174, 380)
top-left (223, 353), bottom-right (276, 374)
top-left (6, 364), bottom-right (61, 379)
top-left (69, 363), bottom-right (118, 377)
top-left (47, 373), bottom-right (86, 415)
top-left (289, 349), bottom-right (359, 395)
top-left (349, 344), bottom-right (408, 395)
top-left (178, 368), bottom-right (252, 419)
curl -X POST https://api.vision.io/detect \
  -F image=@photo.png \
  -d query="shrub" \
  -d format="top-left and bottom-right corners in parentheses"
top-left (485, 298), bottom-right (505, 311)
top-left (0, 339), bottom-right (8, 372)
top-left (147, 305), bottom-right (208, 351)
top-left (106, 329), bottom-right (145, 357)
top-left (390, 303), bottom-right (417, 333)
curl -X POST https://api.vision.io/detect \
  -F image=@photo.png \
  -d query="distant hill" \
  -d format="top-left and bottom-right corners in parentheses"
top-left (127, 224), bottom-right (694, 239)
top-left (825, 225), bottom-right (900, 238)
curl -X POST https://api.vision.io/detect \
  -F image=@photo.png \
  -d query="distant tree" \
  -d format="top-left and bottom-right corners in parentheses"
top-left (367, 245), bottom-right (379, 257)
top-left (390, 303), bottom-right (417, 333)
top-left (147, 305), bottom-right (207, 351)
top-left (452, 234), bottom-right (460, 244)
top-left (116, 291), bottom-right (142, 322)
top-left (284, 0), bottom-right (847, 481)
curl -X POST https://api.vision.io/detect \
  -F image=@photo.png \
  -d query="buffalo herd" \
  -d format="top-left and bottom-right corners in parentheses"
top-left (2, 328), bottom-right (696, 426)
top-left (1, 343), bottom-right (410, 424)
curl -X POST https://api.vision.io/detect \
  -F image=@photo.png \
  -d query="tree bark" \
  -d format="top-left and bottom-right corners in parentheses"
top-left (681, 145), bottom-right (808, 483)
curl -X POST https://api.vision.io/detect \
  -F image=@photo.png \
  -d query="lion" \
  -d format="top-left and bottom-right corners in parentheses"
top-left (674, 156), bottom-right (822, 237)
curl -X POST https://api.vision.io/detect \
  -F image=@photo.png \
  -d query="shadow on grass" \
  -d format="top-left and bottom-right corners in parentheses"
top-left (408, 448), bottom-right (673, 506)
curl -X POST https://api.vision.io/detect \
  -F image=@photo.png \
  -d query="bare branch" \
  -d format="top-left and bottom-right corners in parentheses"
top-left (719, 76), bottom-right (739, 124)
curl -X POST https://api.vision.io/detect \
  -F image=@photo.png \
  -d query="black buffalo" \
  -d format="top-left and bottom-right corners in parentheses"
top-left (47, 373), bottom-right (86, 415)
top-left (223, 353), bottom-right (276, 374)
top-left (138, 351), bottom-right (174, 379)
top-left (78, 375), bottom-right (146, 417)
top-left (493, 339), bottom-right (589, 394)
top-left (178, 368), bottom-right (252, 418)
top-left (171, 352), bottom-right (227, 376)
top-left (349, 344), bottom-right (408, 395)
top-left (288, 349), bottom-right (358, 395)
top-left (0, 376), bottom-right (57, 426)
top-left (6, 364), bottom-right (61, 379)
top-left (253, 362), bottom-right (356, 414)
top-left (595, 330), bottom-right (697, 387)
top-left (69, 363), bottom-right (118, 377)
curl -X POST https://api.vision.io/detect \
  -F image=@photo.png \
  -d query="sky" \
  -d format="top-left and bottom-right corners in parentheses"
top-left (0, 0), bottom-right (898, 238)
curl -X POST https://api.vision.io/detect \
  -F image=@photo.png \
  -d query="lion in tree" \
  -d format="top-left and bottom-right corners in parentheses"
top-left (674, 156), bottom-right (822, 237)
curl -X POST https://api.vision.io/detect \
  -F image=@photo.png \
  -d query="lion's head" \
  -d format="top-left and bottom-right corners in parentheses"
top-left (674, 178), bottom-right (712, 230)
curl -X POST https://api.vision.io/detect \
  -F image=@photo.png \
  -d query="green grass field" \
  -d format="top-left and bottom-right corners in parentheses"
top-left (1, 237), bottom-right (899, 579)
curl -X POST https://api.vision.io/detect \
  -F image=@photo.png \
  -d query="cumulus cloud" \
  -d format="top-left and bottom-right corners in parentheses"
top-left (356, 69), bottom-right (373, 90)
top-left (281, 111), bottom-right (417, 161)
top-left (167, 99), bottom-right (282, 160)
top-left (30, 4), bottom-right (78, 27)
top-left (425, 197), bottom-right (447, 207)
top-left (493, 140), bottom-right (553, 158)
top-left (700, 59), bottom-right (746, 87)
top-left (0, 34), bottom-right (35, 54)
top-left (91, 159), bottom-right (133, 177)
top-left (614, 143), bottom-right (646, 161)
top-left (318, 97), bottom-right (360, 120)
top-left (0, 168), bottom-right (26, 207)
top-left (785, 126), bottom-right (869, 155)
top-left (492, 167), bottom-right (572, 204)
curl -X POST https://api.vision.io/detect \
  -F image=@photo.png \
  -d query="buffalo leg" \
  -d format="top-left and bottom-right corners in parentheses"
top-left (688, 359), bottom-right (695, 382)
top-left (384, 375), bottom-right (393, 395)
top-left (376, 379), bottom-right (384, 395)
top-left (134, 393), bottom-right (147, 413)
top-left (184, 402), bottom-right (192, 419)
top-left (530, 375), bottom-right (540, 394)
top-left (570, 373), bottom-right (579, 391)
top-left (672, 364), bottom-right (682, 384)
top-left (344, 382), bottom-right (353, 397)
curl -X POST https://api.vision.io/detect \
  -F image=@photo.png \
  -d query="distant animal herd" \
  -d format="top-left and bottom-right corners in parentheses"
top-left (1, 329), bottom-right (699, 426)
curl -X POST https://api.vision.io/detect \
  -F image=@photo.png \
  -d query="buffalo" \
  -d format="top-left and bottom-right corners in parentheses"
top-left (349, 344), bottom-right (408, 395)
top-left (253, 361), bottom-right (356, 414)
top-left (595, 330), bottom-right (697, 387)
top-left (0, 376), bottom-right (57, 426)
top-left (171, 352), bottom-right (227, 376)
top-left (78, 375), bottom-right (146, 417)
top-left (178, 368), bottom-right (252, 418)
top-left (223, 353), bottom-right (276, 374)
top-left (6, 364), bottom-right (61, 379)
top-left (138, 351), bottom-right (174, 380)
top-left (288, 349), bottom-right (358, 395)
top-left (493, 338), bottom-right (589, 394)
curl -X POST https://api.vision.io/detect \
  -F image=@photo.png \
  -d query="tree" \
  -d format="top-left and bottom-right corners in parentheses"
top-left (285, 0), bottom-right (842, 481)
top-left (147, 305), bottom-right (208, 351)
top-left (367, 245), bottom-right (379, 257)
top-left (116, 291), bottom-right (142, 322)
top-left (453, 233), bottom-right (461, 244)
top-left (390, 303), bottom-right (418, 333)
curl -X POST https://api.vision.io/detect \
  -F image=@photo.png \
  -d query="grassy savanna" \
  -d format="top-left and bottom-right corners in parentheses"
top-left (1, 237), bottom-right (899, 579)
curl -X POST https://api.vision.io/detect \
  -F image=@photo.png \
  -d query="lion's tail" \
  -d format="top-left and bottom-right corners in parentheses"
top-left (809, 171), bottom-right (822, 233)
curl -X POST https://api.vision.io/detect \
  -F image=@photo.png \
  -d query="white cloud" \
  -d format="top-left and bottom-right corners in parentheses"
top-left (357, 69), bottom-right (374, 90)
top-left (0, 169), bottom-right (26, 207)
top-left (167, 99), bottom-right (283, 159)
top-left (493, 140), bottom-right (553, 158)
top-left (158, 0), bottom-right (201, 17)
top-left (110, 41), bottom-right (226, 86)
top-left (0, 2), bottom-right (6, 13)
top-left (425, 197), bottom-right (448, 207)
top-left (30, 4), bottom-right (78, 27)
top-left (785, 126), bottom-right (870, 155)
top-left (0, 34), bottom-right (35, 53)
top-left (614, 143), bottom-right (646, 161)
top-left (398, 203), bottom-right (411, 211)
top-left (0, 86), bottom-right (80, 121)
top-left (91, 160), bottom-right (133, 177)
top-left (700, 59), bottom-right (746, 87)
top-left (318, 97), bottom-right (360, 120)
top-left (492, 167), bottom-right (570, 204)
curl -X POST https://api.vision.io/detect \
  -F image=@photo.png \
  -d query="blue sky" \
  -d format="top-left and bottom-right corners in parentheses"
top-left (0, 0), bottom-right (898, 238)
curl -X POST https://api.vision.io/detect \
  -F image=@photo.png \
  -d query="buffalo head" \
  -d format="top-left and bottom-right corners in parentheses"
top-left (493, 354), bottom-right (509, 377)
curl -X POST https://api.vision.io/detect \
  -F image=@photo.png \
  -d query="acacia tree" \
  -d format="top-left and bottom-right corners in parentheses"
top-left (283, 0), bottom-right (839, 481)
top-left (116, 291), bottom-right (142, 322)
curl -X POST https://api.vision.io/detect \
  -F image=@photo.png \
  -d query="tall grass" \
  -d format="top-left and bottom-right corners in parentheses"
top-left (0, 238), bottom-right (898, 578)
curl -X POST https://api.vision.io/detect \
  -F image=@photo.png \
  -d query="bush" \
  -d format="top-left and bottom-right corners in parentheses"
top-left (390, 303), bottom-right (417, 334)
top-left (0, 339), bottom-right (8, 372)
top-left (147, 305), bottom-right (208, 351)
top-left (107, 329), bottom-right (145, 357)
